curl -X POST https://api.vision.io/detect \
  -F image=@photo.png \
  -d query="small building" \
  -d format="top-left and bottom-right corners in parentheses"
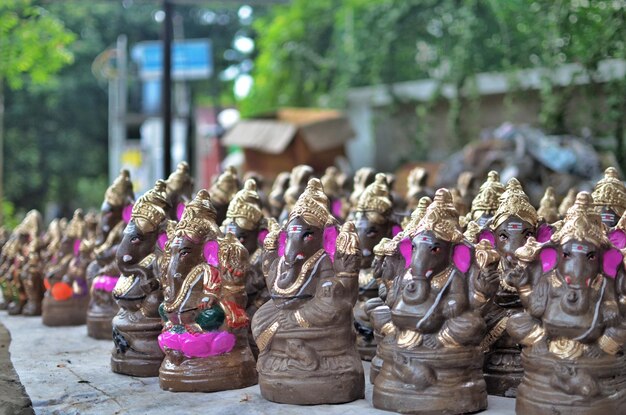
top-left (222, 108), bottom-right (354, 178)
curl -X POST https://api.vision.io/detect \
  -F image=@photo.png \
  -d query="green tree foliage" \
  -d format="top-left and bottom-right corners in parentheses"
top-left (242, 0), bottom-right (625, 162)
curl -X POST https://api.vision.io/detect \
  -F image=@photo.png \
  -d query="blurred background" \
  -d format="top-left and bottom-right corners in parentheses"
top-left (1, 0), bottom-right (625, 225)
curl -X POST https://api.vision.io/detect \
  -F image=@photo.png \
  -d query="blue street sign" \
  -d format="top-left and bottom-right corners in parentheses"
top-left (132, 39), bottom-right (212, 81)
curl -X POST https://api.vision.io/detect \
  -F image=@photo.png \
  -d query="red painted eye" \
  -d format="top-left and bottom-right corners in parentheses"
top-left (431, 247), bottom-right (440, 253)
top-left (565, 276), bottom-right (572, 285)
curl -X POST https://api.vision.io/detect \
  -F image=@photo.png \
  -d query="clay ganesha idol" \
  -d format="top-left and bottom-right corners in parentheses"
top-left (251, 178), bottom-right (365, 405)
top-left (111, 181), bottom-right (170, 377)
top-left (42, 210), bottom-right (91, 326)
top-left (373, 189), bottom-right (489, 415)
top-left (87, 169), bottom-right (134, 339)
top-left (506, 192), bottom-right (626, 415)
top-left (159, 190), bottom-right (257, 392)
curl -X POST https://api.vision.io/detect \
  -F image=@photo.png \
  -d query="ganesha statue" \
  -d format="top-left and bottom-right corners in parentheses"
top-left (351, 173), bottom-right (401, 360)
top-left (506, 192), bottom-right (626, 414)
top-left (164, 161), bottom-right (194, 221)
top-left (278, 164), bottom-right (314, 224)
top-left (110, 180), bottom-right (171, 377)
top-left (21, 239), bottom-right (45, 316)
top-left (373, 188), bottom-right (488, 415)
top-left (221, 179), bottom-right (269, 357)
top-left (158, 190), bottom-right (257, 392)
top-left (87, 169), bottom-right (135, 339)
top-left (251, 178), bottom-right (365, 404)
top-left (592, 167), bottom-right (626, 228)
top-left (477, 178), bottom-right (548, 397)
top-left (462, 170), bottom-right (504, 229)
top-left (209, 166), bottom-right (240, 226)
top-left (42, 210), bottom-right (91, 326)
top-left (268, 171), bottom-right (291, 219)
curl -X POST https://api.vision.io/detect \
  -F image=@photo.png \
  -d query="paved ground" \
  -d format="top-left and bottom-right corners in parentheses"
top-left (0, 310), bottom-right (515, 414)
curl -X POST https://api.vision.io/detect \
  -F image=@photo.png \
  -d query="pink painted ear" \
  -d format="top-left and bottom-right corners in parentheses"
top-left (122, 204), bottom-right (133, 224)
top-left (323, 226), bottom-right (338, 262)
top-left (73, 239), bottom-right (82, 256)
top-left (452, 244), bottom-right (471, 273)
top-left (603, 248), bottom-right (622, 278)
top-left (536, 223), bottom-right (553, 243)
top-left (392, 225), bottom-right (402, 237)
top-left (478, 230), bottom-right (495, 247)
top-left (157, 233), bottom-right (168, 251)
top-left (277, 231), bottom-right (286, 258)
top-left (331, 199), bottom-right (343, 218)
top-left (399, 237), bottom-right (412, 268)
top-left (539, 247), bottom-right (558, 273)
top-left (176, 203), bottom-right (186, 221)
top-left (258, 229), bottom-right (269, 245)
top-left (203, 240), bottom-right (219, 267)
top-left (609, 229), bottom-right (626, 250)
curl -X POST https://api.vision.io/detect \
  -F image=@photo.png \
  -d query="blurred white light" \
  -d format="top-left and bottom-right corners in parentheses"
top-left (238, 5), bottom-right (253, 20)
top-left (154, 10), bottom-right (165, 23)
top-left (234, 74), bottom-right (253, 99)
top-left (201, 10), bottom-right (216, 25)
top-left (220, 65), bottom-right (240, 81)
top-left (234, 36), bottom-right (254, 54)
top-left (218, 108), bottom-right (241, 130)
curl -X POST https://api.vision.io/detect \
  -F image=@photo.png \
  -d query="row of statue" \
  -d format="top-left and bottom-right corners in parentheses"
top-left (2, 161), bottom-right (626, 414)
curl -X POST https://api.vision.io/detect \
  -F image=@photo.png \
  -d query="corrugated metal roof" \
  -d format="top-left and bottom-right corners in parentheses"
top-left (222, 120), bottom-right (297, 154)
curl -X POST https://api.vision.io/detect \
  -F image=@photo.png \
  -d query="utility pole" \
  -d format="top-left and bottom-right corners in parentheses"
top-left (162, 0), bottom-right (173, 176)
top-left (108, 35), bottom-right (127, 182)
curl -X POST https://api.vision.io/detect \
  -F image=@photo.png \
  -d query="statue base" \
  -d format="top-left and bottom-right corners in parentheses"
top-left (42, 296), bottom-right (89, 326)
top-left (86, 311), bottom-right (116, 340)
top-left (257, 328), bottom-right (365, 404)
top-left (517, 349), bottom-right (626, 415)
top-left (22, 300), bottom-right (42, 316)
top-left (373, 346), bottom-right (487, 414)
top-left (7, 300), bottom-right (25, 315)
top-left (159, 344), bottom-right (257, 392)
top-left (111, 312), bottom-right (163, 377)
top-left (484, 346), bottom-right (522, 397)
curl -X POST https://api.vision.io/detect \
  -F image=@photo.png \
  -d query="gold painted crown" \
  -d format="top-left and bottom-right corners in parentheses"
top-left (15, 210), bottom-right (42, 238)
top-left (592, 167), bottom-right (626, 217)
top-left (104, 169), bottom-right (134, 207)
top-left (218, 232), bottom-right (249, 274)
top-left (210, 166), bottom-right (240, 205)
top-left (66, 209), bottom-right (86, 240)
top-left (373, 237), bottom-right (391, 257)
top-left (132, 180), bottom-right (169, 233)
top-left (463, 220), bottom-right (481, 242)
top-left (321, 166), bottom-right (341, 198)
top-left (551, 192), bottom-right (609, 247)
top-left (175, 189), bottom-right (218, 242)
top-left (356, 173), bottom-right (392, 224)
top-left (288, 178), bottom-right (338, 228)
top-left (470, 171), bottom-right (505, 219)
top-left (284, 165), bottom-right (314, 210)
top-left (491, 178), bottom-right (538, 230)
top-left (558, 188), bottom-right (577, 217)
top-left (166, 161), bottom-right (194, 199)
top-left (403, 196), bottom-right (432, 235)
top-left (412, 188), bottom-right (463, 242)
top-left (350, 167), bottom-right (376, 206)
top-left (225, 179), bottom-right (263, 230)
top-left (537, 186), bottom-right (559, 223)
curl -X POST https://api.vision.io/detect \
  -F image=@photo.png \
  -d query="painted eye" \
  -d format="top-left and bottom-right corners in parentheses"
top-left (431, 246), bottom-right (441, 253)
top-left (565, 276), bottom-right (572, 285)
top-left (180, 250), bottom-right (189, 257)
top-left (130, 236), bottom-right (140, 244)
top-left (366, 228), bottom-right (377, 237)
top-left (525, 231), bottom-right (533, 238)
top-left (499, 234), bottom-right (508, 241)
top-left (587, 253), bottom-right (596, 261)
top-left (563, 252), bottom-right (570, 259)
top-left (303, 231), bottom-right (313, 241)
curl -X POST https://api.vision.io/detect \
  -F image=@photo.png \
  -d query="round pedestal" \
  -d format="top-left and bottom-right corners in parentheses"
top-left (111, 312), bottom-right (164, 377)
top-left (159, 345), bottom-right (257, 392)
top-left (7, 300), bottom-right (25, 315)
top-left (373, 346), bottom-right (487, 414)
top-left (516, 349), bottom-right (626, 415)
top-left (22, 300), bottom-right (42, 316)
top-left (484, 344), bottom-right (522, 397)
top-left (42, 296), bottom-right (89, 326)
top-left (87, 313), bottom-right (115, 340)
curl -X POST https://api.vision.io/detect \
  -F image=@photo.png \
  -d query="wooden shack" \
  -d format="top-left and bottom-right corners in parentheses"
top-left (222, 108), bottom-right (354, 178)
